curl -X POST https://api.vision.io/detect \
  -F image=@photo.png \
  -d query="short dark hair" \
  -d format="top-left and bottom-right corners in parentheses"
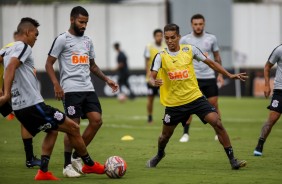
top-left (114, 42), bottom-right (120, 50)
top-left (190, 14), bottom-right (205, 23)
top-left (153, 29), bottom-right (163, 36)
top-left (164, 24), bottom-right (179, 35)
top-left (17, 17), bottom-right (40, 34)
top-left (71, 6), bottom-right (89, 18)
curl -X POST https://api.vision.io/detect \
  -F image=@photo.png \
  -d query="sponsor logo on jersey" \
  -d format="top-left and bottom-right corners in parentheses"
top-left (167, 69), bottom-right (189, 80)
top-left (71, 55), bottom-right (89, 65)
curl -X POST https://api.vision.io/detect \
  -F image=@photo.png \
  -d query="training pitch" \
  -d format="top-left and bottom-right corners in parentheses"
top-left (0, 97), bottom-right (282, 184)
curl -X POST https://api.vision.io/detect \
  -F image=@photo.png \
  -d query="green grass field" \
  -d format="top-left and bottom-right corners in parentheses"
top-left (1, 97), bottom-right (282, 184)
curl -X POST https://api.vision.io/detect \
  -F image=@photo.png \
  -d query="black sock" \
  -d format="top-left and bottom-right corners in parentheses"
top-left (72, 151), bottom-right (79, 159)
top-left (184, 124), bottom-right (190, 134)
top-left (40, 155), bottom-right (50, 173)
top-left (64, 152), bottom-right (72, 168)
top-left (256, 137), bottom-right (265, 152)
top-left (148, 115), bottom-right (152, 122)
top-left (81, 154), bottom-right (94, 166)
top-left (22, 138), bottom-right (34, 161)
top-left (224, 146), bottom-right (235, 160)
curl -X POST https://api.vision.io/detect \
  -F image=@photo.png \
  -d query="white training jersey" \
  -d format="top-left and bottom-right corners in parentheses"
top-left (180, 31), bottom-right (219, 79)
top-left (48, 31), bottom-right (95, 93)
top-left (268, 44), bottom-right (282, 89)
top-left (3, 41), bottom-right (44, 110)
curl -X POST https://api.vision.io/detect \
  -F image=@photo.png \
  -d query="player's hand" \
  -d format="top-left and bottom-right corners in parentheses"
top-left (230, 72), bottom-right (248, 81)
top-left (54, 83), bottom-right (64, 100)
top-left (151, 79), bottom-right (163, 87)
top-left (217, 74), bottom-right (224, 88)
top-left (0, 94), bottom-right (9, 107)
top-left (264, 85), bottom-right (271, 98)
top-left (106, 79), bottom-right (119, 93)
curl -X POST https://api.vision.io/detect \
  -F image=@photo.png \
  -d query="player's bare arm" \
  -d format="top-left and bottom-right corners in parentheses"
top-left (89, 59), bottom-right (119, 92)
top-left (0, 57), bottom-right (21, 106)
top-left (45, 55), bottom-right (64, 100)
top-left (213, 51), bottom-right (224, 86)
top-left (149, 70), bottom-right (163, 87)
top-left (203, 58), bottom-right (248, 81)
top-left (264, 61), bottom-right (274, 98)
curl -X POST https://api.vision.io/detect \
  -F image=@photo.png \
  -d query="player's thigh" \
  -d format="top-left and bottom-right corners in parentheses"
top-left (207, 96), bottom-right (219, 109)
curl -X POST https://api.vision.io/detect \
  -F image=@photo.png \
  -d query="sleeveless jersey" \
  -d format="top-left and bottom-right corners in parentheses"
top-left (151, 44), bottom-right (206, 107)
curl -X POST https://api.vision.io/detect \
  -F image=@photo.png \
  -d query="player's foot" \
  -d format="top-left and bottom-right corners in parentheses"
top-left (230, 158), bottom-right (247, 170)
top-left (26, 156), bottom-right (41, 168)
top-left (253, 150), bottom-right (263, 156)
top-left (63, 164), bottom-right (81, 178)
top-left (179, 133), bottom-right (189, 142)
top-left (146, 153), bottom-right (165, 168)
top-left (82, 162), bottom-right (105, 174)
top-left (34, 169), bottom-right (60, 180)
top-left (214, 135), bottom-right (218, 141)
top-left (6, 113), bottom-right (15, 120)
top-left (71, 157), bottom-right (83, 174)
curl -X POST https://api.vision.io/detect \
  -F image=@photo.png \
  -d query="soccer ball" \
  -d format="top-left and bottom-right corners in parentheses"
top-left (104, 156), bottom-right (127, 179)
top-left (117, 93), bottom-right (127, 103)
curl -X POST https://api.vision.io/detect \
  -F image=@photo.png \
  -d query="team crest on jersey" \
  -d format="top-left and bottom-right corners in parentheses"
top-left (84, 41), bottom-right (90, 51)
top-left (272, 100), bottom-right (279, 108)
top-left (182, 47), bottom-right (189, 52)
top-left (67, 106), bottom-right (76, 116)
top-left (164, 114), bottom-right (171, 123)
top-left (54, 111), bottom-right (64, 121)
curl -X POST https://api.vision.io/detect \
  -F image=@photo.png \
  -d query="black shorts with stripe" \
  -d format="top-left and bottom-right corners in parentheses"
top-left (162, 96), bottom-right (217, 126)
top-left (14, 102), bottom-right (65, 136)
top-left (197, 78), bottom-right (218, 98)
top-left (63, 91), bottom-right (102, 119)
top-left (267, 89), bottom-right (282, 113)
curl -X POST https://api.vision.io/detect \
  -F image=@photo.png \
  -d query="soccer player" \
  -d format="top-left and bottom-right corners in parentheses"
top-left (179, 14), bottom-right (224, 142)
top-left (0, 31), bottom-right (41, 168)
top-left (0, 17), bottom-right (105, 180)
top-left (253, 44), bottom-right (282, 156)
top-left (144, 29), bottom-right (166, 123)
top-left (146, 23), bottom-right (247, 170)
top-left (45, 6), bottom-right (118, 177)
top-left (113, 42), bottom-right (135, 99)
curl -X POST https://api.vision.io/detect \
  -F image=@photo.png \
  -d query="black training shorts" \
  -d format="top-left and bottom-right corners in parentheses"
top-left (63, 91), bottom-right (102, 119)
top-left (0, 102), bottom-right (13, 117)
top-left (197, 78), bottom-right (218, 98)
top-left (14, 102), bottom-right (66, 137)
top-left (162, 96), bottom-right (217, 126)
top-left (267, 89), bottom-right (282, 113)
top-left (147, 83), bottom-right (159, 96)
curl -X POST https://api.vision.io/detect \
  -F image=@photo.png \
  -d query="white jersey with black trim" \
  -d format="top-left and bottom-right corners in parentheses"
top-left (180, 31), bottom-right (219, 79)
top-left (48, 31), bottom-right (95, 93)
top-left (3, 41), bottom-right (44, 110)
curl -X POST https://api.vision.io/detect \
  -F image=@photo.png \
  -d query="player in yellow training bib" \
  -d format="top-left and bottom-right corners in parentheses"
top-left (146, 23), bottom-right (248, 170)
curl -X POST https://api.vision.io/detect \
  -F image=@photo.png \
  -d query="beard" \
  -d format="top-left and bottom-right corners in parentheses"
top-left (73, 23), bottom-right (85, 36)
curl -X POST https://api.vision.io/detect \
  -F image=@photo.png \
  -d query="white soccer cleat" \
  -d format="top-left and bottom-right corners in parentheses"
top-left (179, 133), bottom-right (189, 142)
top-left (63, 164), bottom-right (81, 178)
top-left (214, 135), bottom-right (219, 141)
top-left (71, 157), bottom-right (83, 174)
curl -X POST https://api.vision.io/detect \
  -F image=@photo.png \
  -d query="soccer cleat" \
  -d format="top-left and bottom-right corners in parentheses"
top-left (26, 156), bottom-right (41, 168)
top-left (34, 169), bottom-right (60, 180)
top-left (230, 158), bottom-right (247, 170)
top-left (71, 157), bottom-right (83, 174)
top-left (254, 150), bottom-right (263, 156)
top-left (82, 162), bottom-right (105, 174)
top-left (179, 134), bottom-right (189, 142)
top-left (146, 153), bottom-right (165, 168)
top-left (63, 164), bottom-right (81, 178)
top-left (214, 135), bottom-right (219, 141)
top-left (6, 113), bottom-right (15, 120)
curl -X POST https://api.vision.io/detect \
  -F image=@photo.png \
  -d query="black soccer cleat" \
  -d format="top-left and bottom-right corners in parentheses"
top-left (146, 153), bottom-right (165, 168)
top-left (26, 156), bottom-right (41, 168)
top-left (230, 158), bottom-right (247, 170)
